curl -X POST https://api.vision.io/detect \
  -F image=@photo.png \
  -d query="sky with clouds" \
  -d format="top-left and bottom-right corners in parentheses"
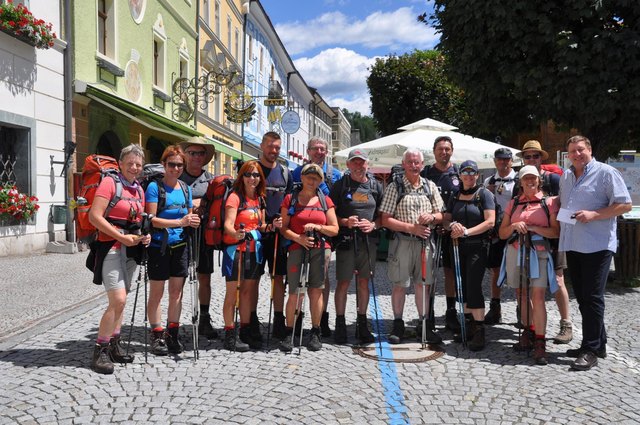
top-left (261, 0), bottom-right (438, 116)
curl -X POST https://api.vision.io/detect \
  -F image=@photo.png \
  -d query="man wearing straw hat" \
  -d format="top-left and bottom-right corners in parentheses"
top-left (179, 137), bottom-right (217, 339)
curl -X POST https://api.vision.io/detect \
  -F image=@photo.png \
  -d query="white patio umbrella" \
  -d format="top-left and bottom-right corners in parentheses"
top-left (334, 119), bottom-right (520, 172)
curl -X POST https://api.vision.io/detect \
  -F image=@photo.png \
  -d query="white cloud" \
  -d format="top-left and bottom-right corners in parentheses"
top-left (294, 48), bottom-right (376, 115)
top-left (276, 7), bottom-right (438, 56)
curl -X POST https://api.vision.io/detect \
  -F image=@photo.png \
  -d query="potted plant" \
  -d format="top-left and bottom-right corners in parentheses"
top-left (0, 184), bottom-right (40, 225)
top-left (0, 0), bottom-right (56, 49)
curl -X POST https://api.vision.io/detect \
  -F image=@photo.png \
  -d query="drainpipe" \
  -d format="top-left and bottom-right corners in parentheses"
top-left (63, 0), bottom-right (75, 243)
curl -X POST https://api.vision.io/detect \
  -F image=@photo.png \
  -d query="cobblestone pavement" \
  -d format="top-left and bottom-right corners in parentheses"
top-left (0, 251), bottom-right (639, 424)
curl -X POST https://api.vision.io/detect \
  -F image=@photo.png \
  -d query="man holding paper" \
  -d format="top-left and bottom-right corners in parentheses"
top-left (558, 135), bottom-right (632, 371)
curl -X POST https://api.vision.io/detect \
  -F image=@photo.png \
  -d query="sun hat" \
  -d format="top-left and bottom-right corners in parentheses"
top-left (179, 136), bottom-right (216, 165)
top-left (516, 140), bottom-right (549, 161)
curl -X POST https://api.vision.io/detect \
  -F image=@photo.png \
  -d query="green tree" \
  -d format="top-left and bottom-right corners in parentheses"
top-left (367, 50), bottom-right (469, 137)
top-left (427, 0), bottom-right (640, 157)
top-left (342, 109), bottom-right (378, 143)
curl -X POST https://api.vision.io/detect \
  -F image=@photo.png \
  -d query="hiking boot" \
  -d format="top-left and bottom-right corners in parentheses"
top-left (553, 319), bottom-right (573, 344)
top-left (279, 327), bottom-right (294, 353)
top-left (164, 327), bottom-right (184, 354)
top-left (109, 335), bottom-right (134, 364)
top-left (320, 312), bottom-right (332, 337)
top-left (388, 319), bottom-right (405, 344)
top-left (533, 339), bottom-right (548, 365)
top-left (198, 313), bottom-right (219, 340)
top-left (468, 322), bottom-right (486, 352)
top-left (445, 308), bottom-right (461, 333)
top-left (91, 342), bottom-right (114, 375)
top-left (150, 329), bottom-right (168, 356)
top-left (250, 313), bottom-right (264, 343)
top-left (239, 326), bottom-right (263, 350)
top-left (307, 327), bottom-right (323, 351)
top-left (484, 300), bottom-right (502, 325)
top-left (223, 328), bottom-right (250, 352)
top-left (334, 315), bottom-right (348, 344)
top-left (416, 319), bottom-right (443, 345)
top-left (513, 329), bottom-right (535, 352)
top-left (272, 313), bottom-right (287, 340)
top-left (356, 314), bottom-right (375, 344)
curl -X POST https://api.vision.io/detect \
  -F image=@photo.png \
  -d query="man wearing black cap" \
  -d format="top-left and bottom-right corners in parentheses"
top-left (330, 148), bottom-right (383, 344)
top-left (482, 147), bottom-right (517, 324)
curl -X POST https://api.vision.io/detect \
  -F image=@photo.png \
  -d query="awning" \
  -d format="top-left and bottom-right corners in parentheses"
top-left (85, 85), bottom-right (203, 138)
top-left (206, 136), bottom-right (256, 161)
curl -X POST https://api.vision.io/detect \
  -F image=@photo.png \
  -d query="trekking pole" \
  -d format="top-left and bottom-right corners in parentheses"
top-left (291, 232), bottom-right (311, 355)
top-left (298, 235), bottom-right (312, 355)
top-left (352, 227), bottom-right (361, 341)
top-left (189, 226), bottom-right (200, 362)
top-left (364, 233), bottom-right (383, 355)
top-left (143, 249), bottom-right (149, 363)
top-left (429, 232), bottom-right (442, 328)
top-left (266, 214), bottom-right (280, 350)
top-left (420, 237), bottom-right (428, 349)
top-left (517, 233), bottom-right (526, 344)
top-left (452, 238), bottom-right (467, 348)
top-left (126, 253), bottom-right (143, 359)
top-left (234, 224), bottom-right (245, 352)
top-left (524, 232), bottom-right (532, 357)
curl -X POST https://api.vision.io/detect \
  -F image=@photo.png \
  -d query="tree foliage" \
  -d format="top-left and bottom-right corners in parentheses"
top-left (429, 0), bottom-right (640, 157)
top-left (367, 50), bottom-right (470, 137)
top-left (342, 109), bottom-right (378, 143)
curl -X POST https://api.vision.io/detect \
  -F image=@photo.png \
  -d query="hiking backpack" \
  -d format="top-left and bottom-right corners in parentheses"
top-left (287, 183), bottom-right (329, 216)
top-left (453, 187), bottom-right (502, 238)
top-left (76, 154), bottom-right (142, 241)
top-left (201, 175), bottom-right (235, 249)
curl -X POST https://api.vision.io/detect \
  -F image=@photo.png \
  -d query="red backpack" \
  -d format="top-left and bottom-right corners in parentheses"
top-left (76, 154), bottom-right (143, 241)
top-left (202, 175), bottom-right (235, 249)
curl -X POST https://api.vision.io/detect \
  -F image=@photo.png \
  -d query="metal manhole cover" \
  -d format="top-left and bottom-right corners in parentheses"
top-left (353, 342), bottom-right (444, 363)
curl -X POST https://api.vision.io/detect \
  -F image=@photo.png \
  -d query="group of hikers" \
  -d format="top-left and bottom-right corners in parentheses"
top-left (87, 132), bottom-right (632, 375)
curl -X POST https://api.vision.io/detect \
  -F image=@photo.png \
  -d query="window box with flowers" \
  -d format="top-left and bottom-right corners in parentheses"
top-left (0, 184), bottom-right (40, 226)
top-left (0, 1), bottom-right (56, 49)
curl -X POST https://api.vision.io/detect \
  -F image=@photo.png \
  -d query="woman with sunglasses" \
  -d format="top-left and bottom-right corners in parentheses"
top-left (443, 160), bottom-right (495, 351)
top-left (145, 145), bottom-right (200, 356)
top-left (221, 160), bottom-right (269, 352)
top-left (279, 163), bottom-right (339, 352)
top-left (498, 165), bottom-right (560, 365)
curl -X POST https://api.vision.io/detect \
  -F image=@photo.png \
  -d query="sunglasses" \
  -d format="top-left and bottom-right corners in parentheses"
top-left (167, 162), bottom-right (184, 169)
top-left (460, 170), bottom-right (478, 176)
top-left (523, 154), bottom-right (541, 160)
top-left (187, 150), bottom-right (206, 157)
top-left (243, 172), bottom-right (261, 178)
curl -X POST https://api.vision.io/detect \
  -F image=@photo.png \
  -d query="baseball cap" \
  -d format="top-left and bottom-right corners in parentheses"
top-left (347, 148), bottom-right (368, 161)
top-left (494, 148), bottom-right (513, 159)
top-left (460, 160), bottom-right (479, 172)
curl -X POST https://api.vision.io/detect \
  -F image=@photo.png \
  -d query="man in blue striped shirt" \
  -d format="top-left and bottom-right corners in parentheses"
top-left (559, 135), bottom-right (632, 371)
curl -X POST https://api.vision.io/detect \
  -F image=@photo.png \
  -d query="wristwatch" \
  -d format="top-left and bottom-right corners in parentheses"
top-left (463, 228), bottom-right (468, 237)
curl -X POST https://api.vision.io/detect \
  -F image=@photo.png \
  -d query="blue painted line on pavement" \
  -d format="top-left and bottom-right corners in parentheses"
top-left (369, 280), bottom-right (409, 425)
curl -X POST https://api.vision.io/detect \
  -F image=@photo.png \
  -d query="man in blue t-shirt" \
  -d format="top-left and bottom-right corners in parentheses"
top-left (292, 136), bottom-right (342, 336)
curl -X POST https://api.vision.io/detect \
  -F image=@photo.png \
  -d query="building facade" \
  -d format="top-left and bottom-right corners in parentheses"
top-left (0, 0), bottom-right (65, 256)
top-left (331, 107), bottom-right (351, 167)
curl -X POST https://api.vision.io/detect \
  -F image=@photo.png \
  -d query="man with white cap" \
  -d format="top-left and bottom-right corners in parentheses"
top-left (516, 140), bottom-right (573, 344)
top-left (330, 148), bottom-right (383, 344)
top-left (179, 137), bottom-right (217, 339)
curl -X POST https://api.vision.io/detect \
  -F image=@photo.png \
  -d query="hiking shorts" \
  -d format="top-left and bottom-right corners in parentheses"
top-left (197, 243), bottom-right (215, 274)
top-left (335, 237), bottom-right (377, 282)
top-left (147, 244), bottom-right (189, 281)
top-left (287, 248), bottom-right (330, 294)
top-left (504, 245), bottom-right (550, 289)
top-left (102, 247), bottom-right (137, 293)
top-left (223, 250), bottom-right (262, 281)
top-left (387, 237), bottom-right (434, 288)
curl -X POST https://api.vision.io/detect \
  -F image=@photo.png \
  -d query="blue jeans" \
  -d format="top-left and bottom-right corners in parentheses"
top-left (566, 250), bottom-right (613, 353)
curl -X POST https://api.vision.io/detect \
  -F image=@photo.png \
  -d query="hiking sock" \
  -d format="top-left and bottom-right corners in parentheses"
top-left (96, 336), bottom-right (110, 344)
top-left (446, 297), bottom-right (456, 310)
top-left (224, 325), bottom-right (235, 331)
top-left (168, 322), bottom-right (180, 329)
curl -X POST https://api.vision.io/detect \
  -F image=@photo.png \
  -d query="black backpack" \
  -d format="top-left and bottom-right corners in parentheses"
top-left (287, 183), bottom-right (328, 216)
top-left (453, 187), bottom-right (501, 238)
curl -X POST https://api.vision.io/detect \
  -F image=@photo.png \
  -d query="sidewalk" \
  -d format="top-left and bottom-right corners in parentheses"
top-left (0, 251), bottom-right (639, 424)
